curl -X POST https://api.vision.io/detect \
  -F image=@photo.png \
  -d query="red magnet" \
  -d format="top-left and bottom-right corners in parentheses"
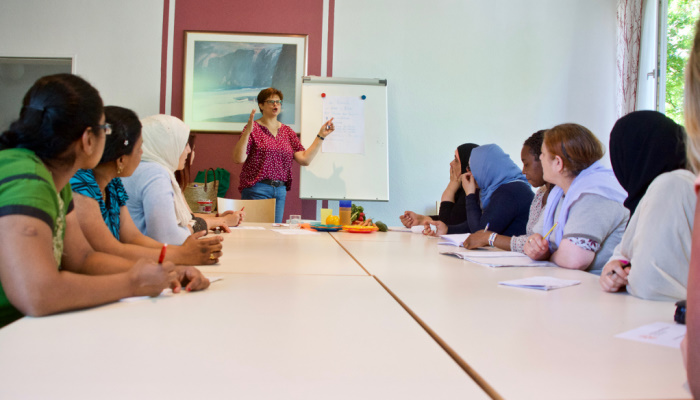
top-left (321, 93), bottom-right (326, 98)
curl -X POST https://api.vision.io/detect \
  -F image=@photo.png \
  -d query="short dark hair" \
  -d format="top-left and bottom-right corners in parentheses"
top-left (544, 123), bottom-right (604, 176)
top-left (0, 73), bottom-right (103, 167)
top-left (523, 130), bottom-right (546, 158)
top-left (100, 106), bottom-right (141, 164)
top-left (257, 87), bottom-right (284, 112)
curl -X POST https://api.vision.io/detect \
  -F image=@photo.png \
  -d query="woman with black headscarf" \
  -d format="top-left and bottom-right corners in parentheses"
top-left (400, 143), bottom-right (478, 227)
top-left (600, 110), bottom-right (694, 301)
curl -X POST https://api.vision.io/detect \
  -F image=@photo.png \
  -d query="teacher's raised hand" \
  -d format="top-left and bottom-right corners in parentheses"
top-left (244, 110), bottom-right (256, 132)
top-left (233, 110), bottom-right (257, 164)
top-left (319, 118), bottom-right (335, 138)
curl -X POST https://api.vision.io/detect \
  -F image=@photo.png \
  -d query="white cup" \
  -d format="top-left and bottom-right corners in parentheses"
top-left (289, 215), bottom-right (302, 229)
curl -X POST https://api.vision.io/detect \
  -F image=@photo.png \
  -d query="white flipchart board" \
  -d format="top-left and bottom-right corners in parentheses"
top-left (299, 76), bottom-right (389, 201)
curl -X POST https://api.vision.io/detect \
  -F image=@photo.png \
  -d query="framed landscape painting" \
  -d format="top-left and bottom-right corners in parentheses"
top-left (183, 31), bottom-right (307, 133)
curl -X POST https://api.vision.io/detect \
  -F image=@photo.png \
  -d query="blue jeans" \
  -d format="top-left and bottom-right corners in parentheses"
top-left (241, 181), bottom-right (287, 223)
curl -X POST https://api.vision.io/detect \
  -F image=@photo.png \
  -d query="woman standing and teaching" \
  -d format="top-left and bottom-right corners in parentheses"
top-left (232, 88), bottom-right (335, 223)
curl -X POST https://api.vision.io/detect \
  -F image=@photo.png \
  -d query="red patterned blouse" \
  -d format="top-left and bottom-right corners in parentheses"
top-left (238, 122), bottom-right (305, 192)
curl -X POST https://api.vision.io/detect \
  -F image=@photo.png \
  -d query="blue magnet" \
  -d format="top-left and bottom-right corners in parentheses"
top-left (361, 95), bottom-right (366, 100)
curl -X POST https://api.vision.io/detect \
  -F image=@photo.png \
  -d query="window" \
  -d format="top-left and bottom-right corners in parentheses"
top-left (0, 57), bottom-right (72, 130)
top-left (663, 0), bottom-right (700, 125)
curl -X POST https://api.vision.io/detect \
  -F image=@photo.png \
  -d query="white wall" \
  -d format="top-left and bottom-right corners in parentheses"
top-left (333, 0), bottom-right (618, 226)
top-left (0, 0), bottom-right (164, 119)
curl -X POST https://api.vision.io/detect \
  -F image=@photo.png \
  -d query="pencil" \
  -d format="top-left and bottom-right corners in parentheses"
top-left (158, 244), bottom-right (167, 264)
top-left (484, 223), bottom-right (489, 232)
top-left (240, 206), bottom-right (245, 212)
top-left (543, 222), bottom-right (558, 240)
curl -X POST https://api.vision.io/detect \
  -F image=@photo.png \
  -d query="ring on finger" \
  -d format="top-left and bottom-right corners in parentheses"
top-left (209, 253), bottom-right (216, 260)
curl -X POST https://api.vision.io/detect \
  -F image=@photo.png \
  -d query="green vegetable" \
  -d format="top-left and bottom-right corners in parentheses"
top-left (351, 203), bottom-right (364, 222)
top-left (375, 221), bottom-right (388, 232)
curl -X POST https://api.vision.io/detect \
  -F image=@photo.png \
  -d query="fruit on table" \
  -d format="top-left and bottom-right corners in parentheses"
top-left (325, 215), bottom-right (340, 225)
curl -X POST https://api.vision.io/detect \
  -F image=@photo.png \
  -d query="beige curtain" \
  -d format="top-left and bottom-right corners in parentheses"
top-left (617, 0), bottom-right (645, 118)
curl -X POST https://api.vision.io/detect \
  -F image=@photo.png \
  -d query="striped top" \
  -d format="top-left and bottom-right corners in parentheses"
top-left (0, 148), bottom-right (73, 328)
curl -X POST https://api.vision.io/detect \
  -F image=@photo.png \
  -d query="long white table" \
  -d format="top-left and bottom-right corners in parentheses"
top-left (0, 224), bottom-right (691, 399)
top-left (332, 230), bottom-right (691, 400)
top-left (0, 225), bottom-right (487, 399)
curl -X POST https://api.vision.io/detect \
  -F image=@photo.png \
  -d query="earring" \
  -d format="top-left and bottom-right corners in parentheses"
top-left (117, 165), bottom-right (123, 175)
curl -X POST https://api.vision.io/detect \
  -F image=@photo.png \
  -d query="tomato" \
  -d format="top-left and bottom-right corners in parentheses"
top-left (325, 215), bottom-right (340, 225)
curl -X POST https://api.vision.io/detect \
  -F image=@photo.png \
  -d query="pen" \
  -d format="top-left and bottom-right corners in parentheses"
top-left (158, 244), bottom-right (167, 264)
top-left (240, 206), bottom-right (245, 212)
top-left (543, 222), bottom-right (558, 240)
top-left (607, 260), bottom-right (630, 276)
top-left (484, 223), bottom-right (489, 232)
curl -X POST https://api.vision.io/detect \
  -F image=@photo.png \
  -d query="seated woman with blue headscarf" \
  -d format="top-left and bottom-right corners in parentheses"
top-left (524, 124), bottom-right (629, 275)
top-left (426, 144), bottom-right (534, 241)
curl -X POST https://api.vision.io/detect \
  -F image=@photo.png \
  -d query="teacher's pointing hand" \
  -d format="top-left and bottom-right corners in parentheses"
top-left (319, 118), bottom-right (335, 138)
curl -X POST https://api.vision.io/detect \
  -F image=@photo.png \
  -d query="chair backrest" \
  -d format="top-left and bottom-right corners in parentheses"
top-left (217, 198), bottom-right (276, 223)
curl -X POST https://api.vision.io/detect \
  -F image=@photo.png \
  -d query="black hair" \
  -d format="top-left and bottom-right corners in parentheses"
top-left (0, 73), bottom-right (103, 167)
top-left (100, 106), bottom-right (141, 164)
top-left (523, 129), bottom-right (546, 158)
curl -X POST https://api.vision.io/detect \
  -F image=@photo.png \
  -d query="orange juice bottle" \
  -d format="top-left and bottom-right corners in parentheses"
top-left (339, 200), bottom-right (352, 226)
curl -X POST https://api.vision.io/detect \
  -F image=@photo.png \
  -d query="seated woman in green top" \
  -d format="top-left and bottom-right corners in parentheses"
top-left (0, 74), bottom-right (208, 328)
top-left (70, 106), bottom-right (223, 265)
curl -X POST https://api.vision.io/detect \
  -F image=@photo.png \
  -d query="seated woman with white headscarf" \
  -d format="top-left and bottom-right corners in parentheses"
top-left (121, 115), bottom-right (240, 245)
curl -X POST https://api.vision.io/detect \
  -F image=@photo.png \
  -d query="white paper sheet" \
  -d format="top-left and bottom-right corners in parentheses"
top-left (438, 233), bottom-right (471, 246)
top-left (388, 226), bottom-right (412, 232)
top-left (439, 248), bottom-right (552, 267)
top-left (322, 96), bottom-right (365, 154)
top-left (413, 226), bottom-right (426, 234)
top-left (615, 322), bottom-right (687, 349)
top-left (498, 276), bottom-right (581, 291)
top-left (271, 229), bottom-right (320, 235)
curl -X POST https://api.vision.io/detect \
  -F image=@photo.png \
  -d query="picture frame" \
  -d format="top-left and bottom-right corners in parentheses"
top-left (182, 31), bottom-right (307, 133)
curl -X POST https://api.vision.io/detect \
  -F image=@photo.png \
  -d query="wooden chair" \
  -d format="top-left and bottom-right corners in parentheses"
top-left (217, 198), bottom-right (276, 223)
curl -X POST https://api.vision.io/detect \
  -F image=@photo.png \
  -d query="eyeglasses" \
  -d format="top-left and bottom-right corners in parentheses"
top-left (265, 100), bottom-right (282, 105)
top-left (97, 123), bottom-right (112, 135)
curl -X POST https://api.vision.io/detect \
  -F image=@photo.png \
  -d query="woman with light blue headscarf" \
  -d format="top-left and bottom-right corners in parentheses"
top-left (426, 144), bottom-right (534, 239)
top-left (524, 123), bottom-right (629, 275)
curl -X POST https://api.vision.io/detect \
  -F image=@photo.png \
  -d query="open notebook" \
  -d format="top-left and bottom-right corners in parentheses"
top-left (439, 248), bottom-right (553, 267)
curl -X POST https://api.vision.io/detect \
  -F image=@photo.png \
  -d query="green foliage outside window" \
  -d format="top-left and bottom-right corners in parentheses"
top-left (666, 0), bottom-right (700, 125)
